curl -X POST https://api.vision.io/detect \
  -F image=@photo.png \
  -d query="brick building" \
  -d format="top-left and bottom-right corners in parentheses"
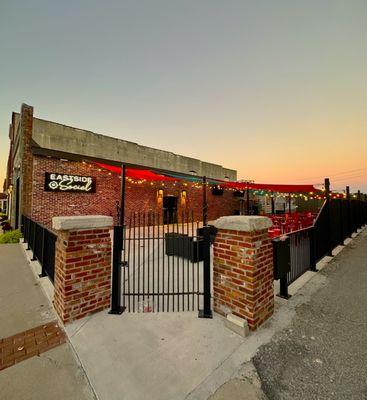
top-left (5, 104), bottom-right (241, 229)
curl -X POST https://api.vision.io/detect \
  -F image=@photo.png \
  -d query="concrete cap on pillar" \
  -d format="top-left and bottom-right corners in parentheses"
top-left (52, 215), bottom-right (113, 231)
top-left (213, 215), bottom-right (272, 232)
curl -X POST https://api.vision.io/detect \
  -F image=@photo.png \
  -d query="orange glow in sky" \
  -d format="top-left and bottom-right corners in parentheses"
top-left (1, 2), bottom-right (366, 192)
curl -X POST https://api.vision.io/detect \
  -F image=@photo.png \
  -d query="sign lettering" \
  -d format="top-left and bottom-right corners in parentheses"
top-left (44, 173), bottom-right (96, 193)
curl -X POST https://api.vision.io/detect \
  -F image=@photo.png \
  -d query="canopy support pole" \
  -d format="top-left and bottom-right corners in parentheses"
top-left (288, 193), bottom-right (291, 214)
top-left (271, 193), bottom-right (275, 215)
top-left (202, 176), bottom-right (208, 226)
top-left (120, 164), bottom-right (126, 226)
top-left (246, 189), bottom-right (250, 215)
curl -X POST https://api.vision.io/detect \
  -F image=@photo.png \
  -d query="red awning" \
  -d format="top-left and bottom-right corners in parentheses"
top-left (94, 163), bottom-right (178, 182)
top-left (222, 182), bottom-right (321, 193)
top-left (95, 162), bottom-right (320, 192)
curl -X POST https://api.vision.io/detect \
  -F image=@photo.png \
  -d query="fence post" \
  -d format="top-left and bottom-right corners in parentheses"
top-left (279, 276), bottom-right (290, 299)
top-left (309, 227), bottom-right (317, 271)
top-left (26, 218), bottom-right (31, 250)
top-left (109, 225), bottom-right (125, 315)
top-left (199, 226), bottom-right (213, 318)
top-left (325, 178), bottom-right (333, 257)
top-left (23, 217), bottom-right (27, 243)
top-left (339, 199), bottom-right (344, 246)
top-left (346, 186), bottom-right (352, 237)
top-left (39, 227), bottom-right (46, 277)
top-left (273, 236), bottom-right (291, 298)
top-left (31, 221), bottom-right (37, 261)
top-left (357, 190), bottom-right (362, 229)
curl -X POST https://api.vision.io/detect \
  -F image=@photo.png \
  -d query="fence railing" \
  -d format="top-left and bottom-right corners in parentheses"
top-left (288, 227), bottom-right (313, 284)
top-left (21, 215), bottom-right (57, 283)
top-left (273, 198), bottom-right (367, 298)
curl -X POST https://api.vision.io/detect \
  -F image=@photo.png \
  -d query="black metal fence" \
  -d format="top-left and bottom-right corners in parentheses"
top-left (109, 210), bottom-right (212, 318)
top-left (21, 215), bottom-right (57, 283)
top-left (288, 227), bottom-right (312, 284)
top-left (274, 197), bottom-right (367, 298)
top-left (314, 198), bottom-right (367, 262)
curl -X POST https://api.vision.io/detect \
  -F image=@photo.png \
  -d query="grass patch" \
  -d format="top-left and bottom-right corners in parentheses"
top-left (0, 230), bottom-right (22, 244)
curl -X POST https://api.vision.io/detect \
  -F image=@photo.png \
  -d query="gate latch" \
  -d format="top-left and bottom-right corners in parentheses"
top-left (120, 261), bottom-right (128, 268)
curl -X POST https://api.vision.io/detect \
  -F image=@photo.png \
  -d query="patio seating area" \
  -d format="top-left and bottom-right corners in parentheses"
top-left (268, 212), bottom-right (318, 238)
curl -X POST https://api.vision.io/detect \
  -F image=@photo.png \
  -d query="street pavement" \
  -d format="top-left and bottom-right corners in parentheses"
top-left (253, 228), bottom-right (367, 399)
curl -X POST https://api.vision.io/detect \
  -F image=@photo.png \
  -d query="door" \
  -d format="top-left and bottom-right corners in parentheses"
top-left (163, 196), bottom-right (178, 224)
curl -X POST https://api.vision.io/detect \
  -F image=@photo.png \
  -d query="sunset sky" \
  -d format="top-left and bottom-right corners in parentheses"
top-left (1, 1), bottom-right (366, 192)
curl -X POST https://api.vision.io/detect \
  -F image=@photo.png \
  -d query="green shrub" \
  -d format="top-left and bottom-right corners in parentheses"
top-left (0, 230), bottom-right (23, 244)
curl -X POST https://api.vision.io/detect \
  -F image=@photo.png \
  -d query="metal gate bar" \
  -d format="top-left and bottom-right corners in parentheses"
top-left (114, 210), bottom-right (211, 315)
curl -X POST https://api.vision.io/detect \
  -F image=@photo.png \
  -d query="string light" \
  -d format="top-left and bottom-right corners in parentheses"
top-left (87, 161), bottom-right (365, 201)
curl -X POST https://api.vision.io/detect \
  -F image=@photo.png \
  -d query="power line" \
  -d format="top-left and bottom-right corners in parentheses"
top-left (331, 173), bottom-right (367, 182)
top-left (292, 166), bottom-right (367, 182)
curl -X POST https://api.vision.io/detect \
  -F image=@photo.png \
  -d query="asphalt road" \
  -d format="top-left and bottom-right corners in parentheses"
top-left (253, 228), bottom-right (367, 400)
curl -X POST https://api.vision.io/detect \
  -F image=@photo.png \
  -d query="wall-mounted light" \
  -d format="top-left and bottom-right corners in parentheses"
top-left (157, 189), bottom-right (164, 204)
top-left (180, 190), bottom-right (187, 206)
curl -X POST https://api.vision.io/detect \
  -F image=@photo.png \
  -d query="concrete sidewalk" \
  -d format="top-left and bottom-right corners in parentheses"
top-left (64, 228), bottom-right (367, 400)
top-left (253, 228), bottom-right (367, 399)
top-left (66, 310), bottom-right (246, 400)
top-left (0, 244), bottom-right (96, 400)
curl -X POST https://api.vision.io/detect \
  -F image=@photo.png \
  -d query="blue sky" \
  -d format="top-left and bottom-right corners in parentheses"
top-left (1, 0), bottom-right (366, 191)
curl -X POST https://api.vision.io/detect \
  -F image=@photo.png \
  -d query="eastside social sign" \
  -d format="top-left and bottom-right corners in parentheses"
top-left (44, 173), bottom-right (96, 193)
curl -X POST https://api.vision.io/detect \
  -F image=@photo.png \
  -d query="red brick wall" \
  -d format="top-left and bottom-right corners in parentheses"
top-left (32, 157), bottom-right (121, 227)
top-left (20, 104), bottom-right (34, 219)
top-left (53, 227), bottom-right (112, 323)
top-left (213, 228), bottom-right (274, 330)
top-left (31, 156), bottom-right (240, 227)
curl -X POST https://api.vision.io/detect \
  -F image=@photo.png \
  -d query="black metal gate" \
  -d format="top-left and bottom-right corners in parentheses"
top-left (110, 211), bottom-right (213, 317)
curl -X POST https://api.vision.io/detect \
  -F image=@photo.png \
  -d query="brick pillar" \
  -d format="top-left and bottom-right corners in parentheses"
top-left (212, 216), bottom-right (273, 331)
top-left (52, 216), bottom-right (113, 324)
